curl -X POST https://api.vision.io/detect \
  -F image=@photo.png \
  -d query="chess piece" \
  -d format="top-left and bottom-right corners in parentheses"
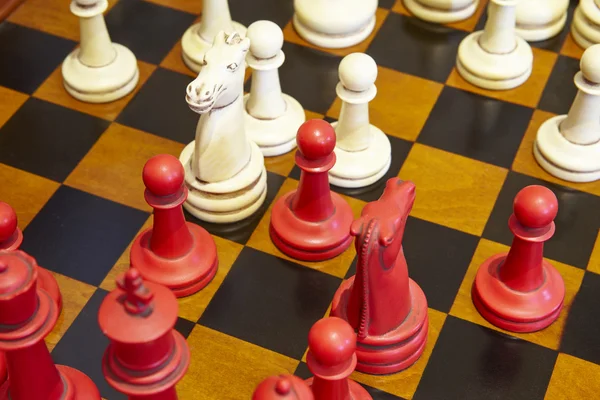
top-left (130, 154), bottom-right (218, 297)
top-left (304, 317), bottom-right (371, 400)
top-left (331, 178), bottom-right (428, 374)
top-left (244, 20), bottom-right (305, 157)
top-left (181, 0), bottom-right (246, 73)
top-left (270, 119), bottom-right (354, 261)
top-left (456, 0), bottom-right (533, 90)
top-left (99, 269), bottom-right (190, 399)
top-left (180, 31), bottom-right (268, 224)
top-left (0, 250), bottom-right (101, 399)
top-left (253, 375), bottom-right (314, 400)
top-left (293, 0), bottom-right (377, 49)
top-left (534, 44), bottom-right (600, 183)
top-left (403, 0), bottom-right (478, 24)
top-left (515, 0), bottom-right (569, 42)
top-left (329, 53), bottom-right (391, 189)
top-left (62, 0), bottom-right (139, 103)
top-left (472, 185), bottom-right (565, 333)
top-left (571, 0), bottom-right (600, 49)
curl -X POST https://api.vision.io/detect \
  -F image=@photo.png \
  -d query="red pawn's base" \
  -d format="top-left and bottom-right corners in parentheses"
top-left (131, 223), bottom-right (218, 298)
top-left (38, 267), bottom-right (63, 311)
top-left (269, 191), bottom-right (354, 261)
top-left (331, 277), bottom-right (429, 375)
top-left (305, 377), bottom-right (372, 400)
top-left (472, 253), bottom-right (565, 333)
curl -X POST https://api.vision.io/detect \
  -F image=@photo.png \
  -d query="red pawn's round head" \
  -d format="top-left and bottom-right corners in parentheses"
top-left (513, 185), bottom-right (558, 229)
top-left (142, 154), bottom-right (185, 197)
top-left (0, 202), bottom-right (17, 243)
top-left (296, 119), bottom-right (336, 160)
top-left (308, 316), bottom-right (356, 367)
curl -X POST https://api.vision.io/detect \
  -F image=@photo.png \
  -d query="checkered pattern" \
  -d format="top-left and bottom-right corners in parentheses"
top-left (0, 0), bottom-right (599, 398)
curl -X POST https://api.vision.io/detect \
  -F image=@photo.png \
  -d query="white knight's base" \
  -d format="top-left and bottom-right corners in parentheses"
top-left (403, 0), bottom-right (477, 24)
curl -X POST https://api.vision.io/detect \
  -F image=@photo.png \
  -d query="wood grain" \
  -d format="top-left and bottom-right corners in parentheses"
top-left (545, 353), bottom-right (600, 399)
top-left (0, 85), bottom-right (28, 129)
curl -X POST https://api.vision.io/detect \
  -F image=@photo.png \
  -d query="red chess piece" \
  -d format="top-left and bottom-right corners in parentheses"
top-left (331, 178), bottom-right (428, 374)
top-left (0, 250), bottom-right (100, 400)
top-left (253, 375), bottom-right (314, 400)
top-left (270, 119), bottom-right (354, 261)
top-left (472, 185), bottom-right (565, 333)
top-left (130, 154), bottom-right (218, 297)
top-left (99, 268), bottom-right (190, 399)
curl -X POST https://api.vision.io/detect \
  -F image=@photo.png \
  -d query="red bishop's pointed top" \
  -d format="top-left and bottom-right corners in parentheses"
top-left (252, 375), bottom-right (314, 400)
top-left (308, 316), bottom-right (356, 367)
top-left (513, 185), bottom-right (558, 229)
top-left (296, 119), bottom-right (336, 160)
top-left (0, 202), bottom-right (17, 243)
top-left (142, 154), bottom-right (185, 197)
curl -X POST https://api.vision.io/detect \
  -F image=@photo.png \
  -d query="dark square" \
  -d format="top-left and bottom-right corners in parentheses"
top-left (366, 13), bottom-right (468, 83)
top-left (0, 22), bottom-right (75, 94)
top-left (538, 55), bottom-right (580, 115)
top-left (117, 67), bottom-right (198, 143)
top-left (175, 317), bottom-right (196, 339)
top-left (198, 247), bottom-right (342, 359)
top-left (418, 86), bottom-right (534, 169)
top-left (413, 316), bottom-right (558, 400)
top-left (184, 171), bottom-right (285, 245)
top-left (230, 0), bottom-right (294, 28)
top-left (482, 171), bottom-right (600, 269)
top-left (105, 0), bottom-right (195, 64)
top-left (379, 0), bottom-right (396, 8)
top-left (560, 271), bottom-right (600, 365)
top-left (21, 186), bottom-right (148, 286)
top-left (0, 97), bottom-right (109, 182)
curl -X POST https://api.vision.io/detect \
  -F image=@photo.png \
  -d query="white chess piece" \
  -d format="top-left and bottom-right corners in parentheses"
top-left (403, 0), bottom-right (478, 24)
top-left (456, 0), bottom-right (533, 90)
top-left (62, 0), bottom-right (139, 103)
top-left (244, 21), bottom-right (305, 157)
top-left (515, 0), bottom-right (569, 42)
top-left (181, 0), bottom-right (246, 73)
top-left (534, 44), bottom-right (600, 183)
top-left (328, 53), bottom-right (391, 189)
top-left (571, 0), bottom-right (600, 49)
top-left (292, 0), bottom-right (377, 49)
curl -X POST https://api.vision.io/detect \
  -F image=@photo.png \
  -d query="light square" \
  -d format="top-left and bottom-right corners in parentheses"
top-left (587, 231), bottom-right (600, 274)
top-left (0, 85), bottom-right (28, 129)
top-left (560, 33), bottom-right (585, 60)
top-left (545, 353), bottom-right (600, 400)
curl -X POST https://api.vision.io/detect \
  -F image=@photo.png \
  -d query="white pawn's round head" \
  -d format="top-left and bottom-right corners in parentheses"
top-left (246, 20), bottom-right (284, 59)
top-left (581, 44), bottom-right (600, 84)
top-left (339, 53), bottom-right (378, 92)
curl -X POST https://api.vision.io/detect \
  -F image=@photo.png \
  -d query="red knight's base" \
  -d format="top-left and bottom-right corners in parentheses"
top-left (472, 252), bottom-right (565, 333)
top-left (331, 277), bottom-right (429, 375)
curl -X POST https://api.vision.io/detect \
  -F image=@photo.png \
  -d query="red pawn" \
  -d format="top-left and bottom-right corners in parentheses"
top-left (472, 185), bottom-right (565, 332)
top-left (130, 154), bottom-right (218, 297)
top-left (305, 317), bottom-right (371, 400)
top-left (270, 120), bottom-right (354, 261)
top-left (253, 375), bottom-right (314, 400)
top-left (99, 268), bottom-right (190, 399)
top-left (0, 250), bottom-right (100, 400)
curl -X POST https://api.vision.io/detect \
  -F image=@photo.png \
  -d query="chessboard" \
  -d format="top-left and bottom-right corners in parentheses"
top-left (0, 0), bottom-right (599, 399)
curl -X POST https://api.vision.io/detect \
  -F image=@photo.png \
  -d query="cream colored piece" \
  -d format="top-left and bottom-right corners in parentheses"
top-left (62, 0), bottom-right (139, 103)
top-left (181, 31), bottom-right (267, 224)
top-left (403, 0), bottom-right (478, 24)
top-left (181, 0), bottom-right (246, 73)
top-left (329, 53), bottom-right (391, 189)
top-left (515, 0), bottom-right (569, 42)
top-left (293, 0), bottom-right (377, 49)
top-left (534, 44), bottom-right (600, 183)
top-left (456, 0), bottom-right (533, 90)
top-left (571, 0), bottom-right (600, 49)
top-left (244, 21), bottom-right (305, 157)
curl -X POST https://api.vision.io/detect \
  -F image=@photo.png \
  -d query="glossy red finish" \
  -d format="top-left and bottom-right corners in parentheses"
top-left (0, 203), bottom-right (17, 245)
top-left (513, 185), bottom-right (558, 229)
top-left (142, 154), bottom-right (186, 197)
top-left (253, 375), bottom-right (314, 400)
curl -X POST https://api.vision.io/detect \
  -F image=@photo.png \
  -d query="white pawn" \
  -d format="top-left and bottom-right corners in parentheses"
top-left (515, 0), bottom-right (569, 42)
top-left (62, 0), bottom-right (139, 103)
top-left (403, 0), bottom-right (478, 24)
top-left (571, 0), bottom-right (600, 49)
top-left (534, 44), bottom-right (600, 183)
top-left (181, 0), bottom-right (246, 73)
top-left (293, 0), bottom-right (377, 49)
top-left (456, 0), bottom-right (533, 90)
top-left (328, 53), bottom-right (391, 189)
top-left (244, 21), bottom-right (305, 157)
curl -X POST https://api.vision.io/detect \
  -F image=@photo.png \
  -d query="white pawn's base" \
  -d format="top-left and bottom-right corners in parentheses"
top-left (292, 13), bottom-right (375, 49)
top-left (402, 0), bottom-right (477, 24)
top-left (456, 32), bottom-right (533, 90)
top-left (181, 21), bottom-right (247, 73)
top-left (61, 43), bottom-right (139, 103)
top-left (243, 93), bottom-right (305, 157)
top-left (329, 123), bottom-right (392, 188)
top-left (180, 141), bottom-right (268, 223)
top-left (534, 115), bottom-right (600, 183)
top-left (571, 3), bottom-right (600, 50)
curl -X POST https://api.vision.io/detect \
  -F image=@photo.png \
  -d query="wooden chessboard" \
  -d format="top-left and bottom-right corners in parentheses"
top-left (0, 0), bottom-right (599, 398)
